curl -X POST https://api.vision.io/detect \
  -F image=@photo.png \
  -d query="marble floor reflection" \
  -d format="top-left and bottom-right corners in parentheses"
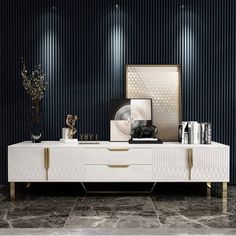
top-left (0, 183), bottom-right (236, 230)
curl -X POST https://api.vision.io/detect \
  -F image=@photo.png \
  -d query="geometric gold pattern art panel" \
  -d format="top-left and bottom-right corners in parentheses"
top-left (126, 65), bottom-right (181, 141)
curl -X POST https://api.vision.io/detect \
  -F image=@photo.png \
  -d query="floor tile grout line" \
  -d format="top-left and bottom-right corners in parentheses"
top-left (150, 195), bottom-right (162, 226)
top-left (63, 197), bottom-right (80, 228)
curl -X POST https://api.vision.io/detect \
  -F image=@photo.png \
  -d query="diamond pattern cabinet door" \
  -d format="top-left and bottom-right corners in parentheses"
top-left (191, 146), bottom-right (230, 182)
top-left (153, 148), bottom-right (189, 181)
top-left (8, 147), bottom-right (46, 182)
top-left (48, 147), bottom-right (85, 181)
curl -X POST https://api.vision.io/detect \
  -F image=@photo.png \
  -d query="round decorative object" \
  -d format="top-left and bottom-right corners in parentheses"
top-left (114, 105), bottom-right (131, 120)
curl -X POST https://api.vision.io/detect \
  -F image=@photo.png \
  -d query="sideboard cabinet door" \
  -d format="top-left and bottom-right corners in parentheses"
top-left (153, 148), bottom-right (189, 181)
top-left (191, 146), bottom-right (229, 182)
top-left (153, 146), bottom-right (230, 182)
top-left (48, 147), bottom-right (85, 181)
top-left (8, 147), bottom-right (46, 182)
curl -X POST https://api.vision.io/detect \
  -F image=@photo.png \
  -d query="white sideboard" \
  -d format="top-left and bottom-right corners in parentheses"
top-left (8, 141), bottom-right (230, 199)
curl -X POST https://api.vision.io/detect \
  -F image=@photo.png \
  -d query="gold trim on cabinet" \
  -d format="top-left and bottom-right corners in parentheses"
top-left (44, 148), bottom-right (50, 180)
top-left (107, 164), bottom-right (130, 168)
top-left (107, 148), bottom-right (129, 151)
top-left (10, 182), bottom-right (15, 200)
top-left (44, 148), bottom-right (47, 169)
top-left (188, 148), bottom-right (193, 180)
top-left (222, 182), bottom-right (227, 199)
top-left (47, 148), bottom-right (50, 169)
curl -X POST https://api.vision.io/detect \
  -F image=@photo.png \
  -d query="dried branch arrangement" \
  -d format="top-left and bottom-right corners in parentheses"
top-left (21, 58), bottom-right (47, 101)
top-left (21, 58), bottom-right (47, 138)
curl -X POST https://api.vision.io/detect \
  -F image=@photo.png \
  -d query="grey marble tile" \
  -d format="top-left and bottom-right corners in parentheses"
top-left (36, 196), bottom-right (77, 203)
top-left (66, 196), bottom-right (160, 228)
top-left (65, 210), bottom-right (160, 228)
top-left (75, 195), bottom-right (154, 212)
top-left (224, 186), bottom-right (236, 209)
top-left (0, 197), bottom-right (76, 228)
top-left (3, 228), bottom-right (236, 235)
top-left (10, 214), bottom-right (68, 228)
top-left (152, 194), bottom-right (236, 228)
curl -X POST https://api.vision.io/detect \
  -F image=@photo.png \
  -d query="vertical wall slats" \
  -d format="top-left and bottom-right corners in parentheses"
top-left (0, 0), bottom-right (236, 184)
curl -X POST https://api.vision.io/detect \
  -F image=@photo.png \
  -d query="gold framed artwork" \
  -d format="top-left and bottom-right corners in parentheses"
top-left (125, 65), bottom-right (182, 141)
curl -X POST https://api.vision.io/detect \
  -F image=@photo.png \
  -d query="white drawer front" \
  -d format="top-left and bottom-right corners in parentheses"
top-left (48, 147), bottom-right (85, 181)
top-left (8, 147), bottom-right (46, 182)
top-left (85, 165), bottom-right (152, 181)
top-left (85, 148), bottom-right (152, 165)
top-left (153, 148), bottom-right (189, 181)
top-left (191, 147), bottom-right (229, 181)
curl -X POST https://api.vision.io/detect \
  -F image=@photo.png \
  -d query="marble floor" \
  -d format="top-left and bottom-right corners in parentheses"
top-left (0, 183), bottom-right (236, 235)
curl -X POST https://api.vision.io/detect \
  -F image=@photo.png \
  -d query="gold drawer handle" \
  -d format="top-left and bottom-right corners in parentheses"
top-left (107, 148), bottom-right (129, 151)
top-left (188, 148), bottom-right (193, 180)
top-left (107, 164), bottom-right (129, 168)
top-left (44, 148), bottom-right (50, 180)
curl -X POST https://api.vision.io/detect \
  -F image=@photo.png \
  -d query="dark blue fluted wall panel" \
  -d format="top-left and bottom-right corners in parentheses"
top-left (0, 0), bottom-right (235, 184)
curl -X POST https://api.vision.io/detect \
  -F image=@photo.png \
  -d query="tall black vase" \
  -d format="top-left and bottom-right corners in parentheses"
top-left (31, 121), bottom-right (42, 143)
top-left (31, 99), bottom-right (43, 143)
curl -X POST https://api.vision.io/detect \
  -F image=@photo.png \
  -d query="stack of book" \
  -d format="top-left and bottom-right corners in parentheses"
top-left (179, 121), bottom-right (211, 144)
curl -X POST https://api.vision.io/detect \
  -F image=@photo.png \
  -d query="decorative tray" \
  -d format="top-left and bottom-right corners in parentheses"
top-left (128, 139), bottom-right (163, 144)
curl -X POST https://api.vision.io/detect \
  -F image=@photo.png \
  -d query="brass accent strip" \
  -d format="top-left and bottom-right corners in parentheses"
top-left (107, 164), bottom-right (130, 168)
top-left (10, 182), bottom-right (15, 200)
top-left (222, 182), bottom-right (228, 213)
top-left (107, 148), bottom-right (129, 151)
top-left (207, 182), bottom-right (212, 199)
top-left (44, 148), bottom-right (49, 180)
top-left (207, 182), bottom-right (212, 189)
top-left (26, 182), bottom-right (31, 189)
top-left (188, 148), bottom-right (193, 180)
top-left (47, 148), bottom-right (50, 169)
top-left (222, 182), bottom-right (227, 199)
top-left (44, 148), bottom-right (47, 169)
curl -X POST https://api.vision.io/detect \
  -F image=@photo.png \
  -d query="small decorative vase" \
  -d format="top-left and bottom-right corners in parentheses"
top-left (31, 99), bottom-right (43, 143)
top-left (31, 122), bottom-right (42, 143)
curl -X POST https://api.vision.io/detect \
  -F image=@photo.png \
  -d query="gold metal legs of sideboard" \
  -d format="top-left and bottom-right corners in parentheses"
top-left (206, 182), bottom-right (228, 199)
top-left (222, 182), bottom-right (228, 199)
top-left (10, 182), bottom-right (32, 200)
top-left (206, 182), bottom-right (212, 199)
top-left (10, 182), bottom-right (15, 200)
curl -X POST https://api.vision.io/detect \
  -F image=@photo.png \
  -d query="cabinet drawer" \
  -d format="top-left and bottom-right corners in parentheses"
top-left (153, 148), bottom-right (189, 181)
top-left (85, 148), bottom-right (152, 165)
top-left (48, 147), bottom-right (85, 181)
top-left (191, 147), bottom-right (229, 181)
top-left (85, 164), bottom-right (152, 181)
top-left (8, 147), bottom-right (46, 181)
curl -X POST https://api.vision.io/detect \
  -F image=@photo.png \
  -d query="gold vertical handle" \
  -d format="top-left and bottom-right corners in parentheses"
top-left (188, 148), bottom-right (193, 180)
top-left (44, 148), bottom-right (47, 169)
top-left (107, 148), bottom-right (129, 151)
top-left (44, 148), bottom-right (49, 180)
top-left (47, 148), bottom-right (50, 169)
top-left (107, 164), bottom-right (130, 168)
